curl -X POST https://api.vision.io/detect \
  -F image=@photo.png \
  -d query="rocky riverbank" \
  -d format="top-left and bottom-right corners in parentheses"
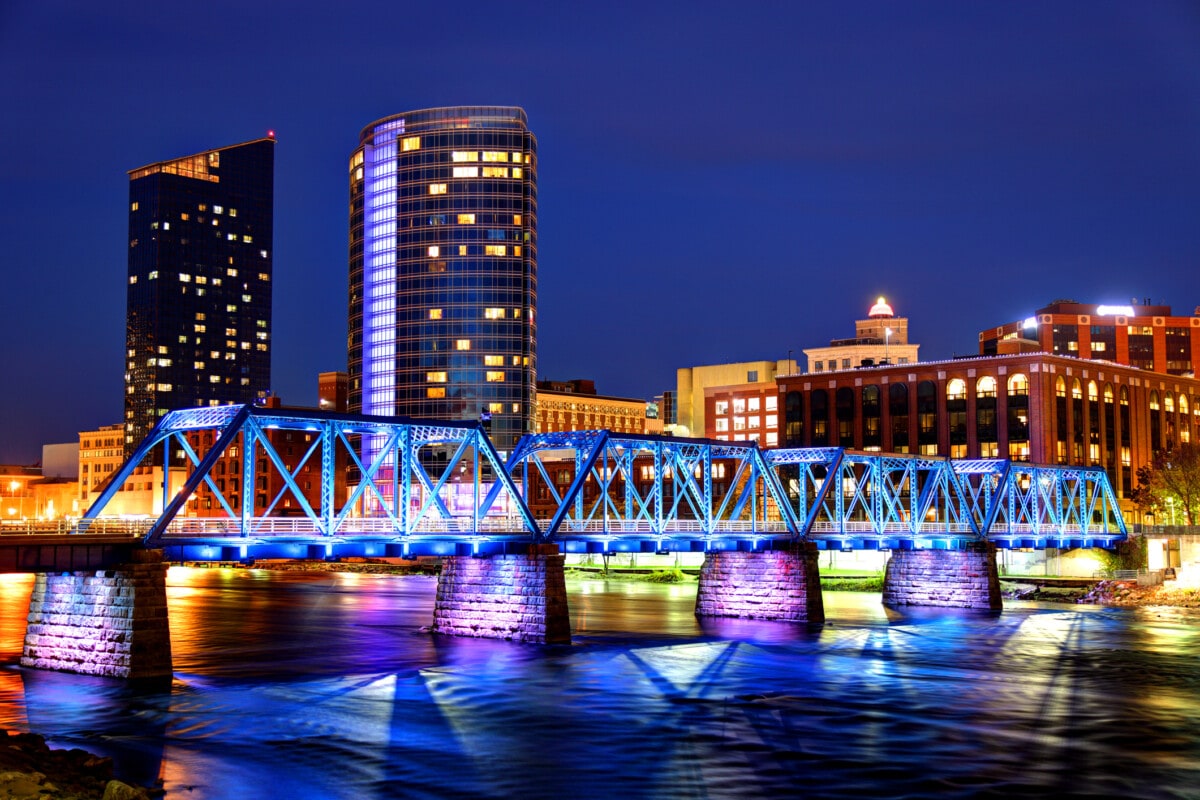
top-left (1077, 579), bottom-right (1200, 608)
top-left (0, 730), bottom-right (153, 799)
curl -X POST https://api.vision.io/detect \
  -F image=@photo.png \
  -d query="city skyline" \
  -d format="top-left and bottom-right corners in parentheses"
top-left (2, 1), bottom-right (1198, 463)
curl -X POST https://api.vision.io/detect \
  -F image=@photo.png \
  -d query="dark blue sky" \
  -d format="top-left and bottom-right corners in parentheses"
top-left (1, 1), bottom-right (1198, 464)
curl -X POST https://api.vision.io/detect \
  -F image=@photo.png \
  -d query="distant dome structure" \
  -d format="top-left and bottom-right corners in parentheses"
top-left (868, 296), bottom-right (894, 318)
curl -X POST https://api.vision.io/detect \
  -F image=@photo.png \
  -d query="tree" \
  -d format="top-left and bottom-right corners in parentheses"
top-left (1131, 443), bottom-right (1200, 526)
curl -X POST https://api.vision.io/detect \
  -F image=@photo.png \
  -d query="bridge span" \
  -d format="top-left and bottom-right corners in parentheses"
top-left (4, 405), bottom-right (1130, 680)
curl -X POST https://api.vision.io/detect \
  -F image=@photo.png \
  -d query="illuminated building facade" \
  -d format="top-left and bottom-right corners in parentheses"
top-left (79, 424), bottom-right (125, 502)
top-left (804, 296), bottom-right (920, 373)
top-left (535, 379), bottom-right (654, 435)
top-left (348, 107), bottom-right (537, 454)
top-left (771, 352), bottom-right (1200, 505)
top-left (319, 371), bottom-right (349, 413)
top-left (125, 137), bottom-right (275, 455)
top-left (705, 382), bottom-right (781, 446)
top-left (980, 299), bottom-right (1200, 375)
top-left (675, 360), bottom-right (796, 439)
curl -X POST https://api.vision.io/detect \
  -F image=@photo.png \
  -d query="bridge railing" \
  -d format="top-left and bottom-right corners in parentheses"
top-left (159, 515), bottom-right (533, 538)
top-left (547, 519), bottom-right (793, 535)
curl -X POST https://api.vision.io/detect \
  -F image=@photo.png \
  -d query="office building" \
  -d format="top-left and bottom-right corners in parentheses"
top-left (674, 359), bottom-right (796, 439)
top-left (348, 107), bottom-right (537, 454)
top-left (763, 352), bottom-right (1199, 507)
top-left (535, 379), bottom-right (655, 435)
top-left (125, 137), bottom-right (275, 455)
top-left (979, 299), bottom-right (1200, 375)
top-left (804, 296), bottom-right (919, 374)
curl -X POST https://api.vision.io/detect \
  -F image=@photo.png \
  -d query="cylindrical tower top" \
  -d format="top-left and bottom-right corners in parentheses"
top-left (868, 296), bottom-right (895, 318)
top-left (359, 106), bottom-right (530, 145)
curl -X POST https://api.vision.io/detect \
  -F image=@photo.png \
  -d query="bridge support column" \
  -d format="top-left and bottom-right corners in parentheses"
top-left (882, 542), bottom-right (1001, 610)
top-left (21, 549), bottom-right (172, 680)
top-left (431, 544), bottom-right (570, 644)
top-left (695, 545), bottom-right (825, 623)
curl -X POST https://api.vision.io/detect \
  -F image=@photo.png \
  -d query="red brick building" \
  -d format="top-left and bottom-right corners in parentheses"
top-left (980, 299), bottom-right (1200, 375)
top-left (751, 352), bottom-right (1198, 506)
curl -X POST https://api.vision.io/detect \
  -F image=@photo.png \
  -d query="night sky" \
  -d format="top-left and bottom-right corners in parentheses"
top-left (1, 1), bottom-right (1198, 464)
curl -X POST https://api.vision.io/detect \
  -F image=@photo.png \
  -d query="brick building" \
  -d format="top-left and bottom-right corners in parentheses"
top-left (535, 379), bottom-right (657, 435)
top-left (763, 352), bottom-right (1199, 507)
top-left (979, 299), bottom-right (1200, 375)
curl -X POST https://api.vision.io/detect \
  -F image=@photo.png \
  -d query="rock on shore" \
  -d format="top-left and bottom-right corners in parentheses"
top-left (1078, 580), bottom-right (1200, 608)
top-left (0, 730), bottom-right (152, 799)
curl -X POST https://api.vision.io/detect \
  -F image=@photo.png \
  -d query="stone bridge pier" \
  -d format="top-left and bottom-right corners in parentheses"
top-left (430, 544), bottom-right (571, 644)
top-left (881, 541), bottom-right (1002, 610)
top-left (695, 544), bottom-right (825, 624)
top-left (21, 550), bottom-right (172, 681)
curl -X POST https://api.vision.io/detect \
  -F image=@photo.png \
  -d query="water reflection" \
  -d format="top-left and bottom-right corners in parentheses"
top-left (0, 568), bottom-right (1196, 798)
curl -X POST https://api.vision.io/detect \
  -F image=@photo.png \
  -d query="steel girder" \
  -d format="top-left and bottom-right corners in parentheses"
top-left (989, 464), bottom-right (1128, 544)
top-left (78, 405), bottom-right (539, 547)
top-left (764, 449), bottom-right (1126, 546)
top-left (505, 431), bottom-right (797, 543)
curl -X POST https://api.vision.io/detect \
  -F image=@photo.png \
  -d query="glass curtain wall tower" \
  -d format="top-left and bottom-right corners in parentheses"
top-left (348, 107), bottom-right (537, 454)
top-left (125, 138), bottom-right (275, 456)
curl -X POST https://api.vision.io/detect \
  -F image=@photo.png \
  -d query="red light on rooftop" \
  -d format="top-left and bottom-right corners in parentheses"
top-left (267, 130), bottom-right (276, 139)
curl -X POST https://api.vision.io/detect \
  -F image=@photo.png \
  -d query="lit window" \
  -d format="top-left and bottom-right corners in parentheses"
top-left (513, 214), bottom-right (522, 225)
top-left (512, 152), bottom-right (522, 162)
top-left (484, 308), bottom-right (505, 319)
top-left (512, 167), bottom-right (523, 179)
top-left (457, 214), bottom-right (475, 224)
top-left (243, 235), bottom-right (252, 243)
top-left (259, 250), bottom-right (268, 259)
top-left (429, 183), bottom-right (447, 195)
top-left (229, 209), bottom-right (237, 217)
top-left (451, 151), bottom-right (479, 162)
top-left (456, 339), bottom-right (471, 350)
top-left (484, 355), bottom-right (503, 366)
top-left (427, 387), bottom-right (446, 398)
top-left (488, 402), bottom-right (503, 414)
top-left (194, 361), bottom-right (205, 369)
top-left (482, 151), bottom-right (508, 162)
top-left (485, 245), bottom-right (506, 256)
top-left (512, 403), bottom-right (520, 412)
top-left (179, 273), bottom-right (191, 282)
top-left (766, 396), bottom-right (778, 411)
top-left (428, 246), bottom-right (440, 257)
top-left (214, 205), bottom-right (224, 214)
top-left (227, 233), bottom-right (236, 240)
top-left (429, 309), bottom-right (443, 320)
top-left (486, 371), bottom-right (505, 382)
top-left (482, 166), bottom-right (508, 178)
top-left (258, 272), bottom-right (269, 281)
top-left (458, 245), bottom-right (467, 255)
top-left (129, 275), bottom-right (138, 285)
top-left (148, 270), bottom-right (158, 280)
top-left (453, 166), bottom-right (479, 178)
top-left (512, 356), bottom-right (521, 365)
top-left (130, 202), bottom-right (139, 211)
top-left (210, 375), bottom-right (221, 383)
top-left (427, 372), bottom-right (447, 382)
top-left (226, 304), bottom-right (237, 312)
top-left (715, 419), bottom-right (729, 432)
top-left (748, 397), bottom-right (760, 412)
top-left (514, 246), bottom-right (522, 256)
top-left (401, 136), bottom-right (420, 152)
top-left (228, 268), bottom-right (238, 276)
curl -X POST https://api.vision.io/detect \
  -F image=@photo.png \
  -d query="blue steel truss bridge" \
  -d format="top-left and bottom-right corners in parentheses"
top-left (68, 405), bottom-right (1126, 561)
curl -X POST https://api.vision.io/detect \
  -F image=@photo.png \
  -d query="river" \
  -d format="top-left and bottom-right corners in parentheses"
top-left (0, 569), bottom-right (1197, 799)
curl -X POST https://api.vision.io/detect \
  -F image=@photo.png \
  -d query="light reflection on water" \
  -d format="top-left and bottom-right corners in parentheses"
top-left (0, 568), bottom-right (1197, 798)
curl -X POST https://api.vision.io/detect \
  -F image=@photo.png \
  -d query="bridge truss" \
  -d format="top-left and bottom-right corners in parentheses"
top-left (78, 408), bottom-right (1127, 558)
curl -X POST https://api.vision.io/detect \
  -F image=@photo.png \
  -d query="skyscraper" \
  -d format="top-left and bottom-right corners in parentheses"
top-left (125, 137), bottom-right (275, 455)
top-left (348, 107), bottom-right (537, 454)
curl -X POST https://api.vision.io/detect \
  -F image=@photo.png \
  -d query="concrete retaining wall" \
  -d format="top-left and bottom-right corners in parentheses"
top-left (21, 549), bottom-right (172, 680)
top-left (882, 543), bottom-right (1001, 610)
top-left (695, 546), bottom-right (825, 623)
top-left (431, 544), bottom-right (570, 644)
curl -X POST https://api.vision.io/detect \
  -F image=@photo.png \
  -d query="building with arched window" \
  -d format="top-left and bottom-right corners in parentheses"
top-left (763, 352), bottom-right (1200, 508)
top-left (348, 107), bottom-right (537, 455)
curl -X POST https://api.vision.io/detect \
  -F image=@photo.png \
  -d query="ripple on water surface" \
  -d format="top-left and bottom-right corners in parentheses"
top-left (0, 571), bottom-right (1198, 798)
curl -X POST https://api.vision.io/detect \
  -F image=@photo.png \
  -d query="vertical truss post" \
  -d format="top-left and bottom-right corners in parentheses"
top-left (321, 424), bottom-right (336, 536)
top-left (654, 442), bottom-right (664, 535)
top-left (398, 428), bottom-right (410, 535)
top-left (241, 425), bottom-right (256, 535)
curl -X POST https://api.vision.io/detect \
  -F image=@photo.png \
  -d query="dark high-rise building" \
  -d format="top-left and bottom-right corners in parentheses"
top-left (125, 137), bottom-right (275, 455)
top-left (348, 107), bottom-right (537, 454)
